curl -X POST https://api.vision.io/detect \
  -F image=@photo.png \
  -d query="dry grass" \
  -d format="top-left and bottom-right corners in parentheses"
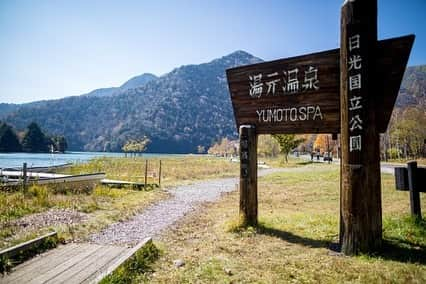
top-left (385, 158), bottom-right (426, 166)
top-left (3, 156), bottom-right (425, 282)
top-left (62, 156), bottom-right (240, 187)
top-left (149, 163), bottom-right (426, 283)
top-left (0, 185), bottom-right (165, 249)
top-left (0, 156), bottom-right (239, 250)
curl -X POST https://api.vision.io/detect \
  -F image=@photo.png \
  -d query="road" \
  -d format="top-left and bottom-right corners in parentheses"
top-left (295, 153), bottom-right (401, 175)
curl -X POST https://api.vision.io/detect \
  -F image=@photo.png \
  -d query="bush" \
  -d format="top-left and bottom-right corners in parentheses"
top-left (387, 148), bottom-right (401, 159)
top-left (28, 185), bottom-right (50, 208)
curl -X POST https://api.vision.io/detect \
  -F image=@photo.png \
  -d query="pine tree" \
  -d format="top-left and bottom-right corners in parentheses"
top-left (51, 136), bottom-right (68, 153)
top-left (0, 122), bottom-right (22, 152)
top-left (21, 122), bottom-right (49, 152)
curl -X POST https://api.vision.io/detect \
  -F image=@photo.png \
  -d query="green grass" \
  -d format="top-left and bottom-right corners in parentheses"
top-left (384, 158), bottom-right (426, 166)
top-left (261, 156), bottom-right (316, 168)
top-left (100, 240), bottom-right (160, 284)
top-left (149, 163), bottom-right (426, 283)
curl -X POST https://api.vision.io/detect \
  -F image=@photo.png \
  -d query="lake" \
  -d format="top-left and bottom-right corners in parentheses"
top-left (0, 152), bottom-right (183, 169)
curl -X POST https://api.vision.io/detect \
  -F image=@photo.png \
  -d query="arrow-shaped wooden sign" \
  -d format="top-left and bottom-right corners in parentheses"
top-left (226, 35), bottom-right (414, 134)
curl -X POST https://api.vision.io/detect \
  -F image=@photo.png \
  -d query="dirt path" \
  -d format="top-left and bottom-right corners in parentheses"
top-left (89, 168), bottom-right (283, 246)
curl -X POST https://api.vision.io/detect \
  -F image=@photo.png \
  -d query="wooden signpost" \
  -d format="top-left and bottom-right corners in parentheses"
top-left (226, 0), bottom-right (414, 255)
top-left (239, 125), bottom-right (258, 226)
top-left (340, 0), bottom-right (381, 254)
top-left (395, 161), bottom-right (426, 219)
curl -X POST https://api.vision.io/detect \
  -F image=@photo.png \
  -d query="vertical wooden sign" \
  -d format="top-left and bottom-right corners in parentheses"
top-left (239, 125), bottom-right (258, 226)
top-left (340, 0), bottom-right (382, 254)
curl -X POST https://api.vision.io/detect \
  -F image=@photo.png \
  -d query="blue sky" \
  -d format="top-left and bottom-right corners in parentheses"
top-left (0, 0), bottom-right (425, 104)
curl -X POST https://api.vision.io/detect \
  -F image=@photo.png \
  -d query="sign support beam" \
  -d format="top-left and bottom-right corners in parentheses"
top-left (407, 161), bottom-right (422, 219)
top-left (340, 0), bottom-right (382, 254)
top-left (239, 125), bottom-right (258, 226)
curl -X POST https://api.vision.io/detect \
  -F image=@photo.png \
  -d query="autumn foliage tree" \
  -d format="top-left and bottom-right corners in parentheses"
top-left (312, 134), bottom-right (339, 158)
top-left (207, 138), bottom-right (237, 157)
top-left (272, 134), bottom-right (305, 163)
top-left (122, 136), bottom-right (151, 157)
top-left (257, 135), bottom-right (280, 158)
top-left (386, 107), bottom-right (426, 159)
top-left (313, 134), bottom-right (330, 153)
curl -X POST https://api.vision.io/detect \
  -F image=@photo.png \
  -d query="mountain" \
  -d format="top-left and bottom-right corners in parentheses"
top-left (2, 51), bottom-right (261, 152)
top-left (0, 100), bottom-right (53, 119)
top-left (83, 73), bottom-right (158, 98)
top-left (84, 87), bottom-right (119, 98)
top-left (120, 73), bottom-right (157, 90)
top-left (396, 65), bottom-right (426, 108)
top-left (3, 52), bottom-right (423, 153)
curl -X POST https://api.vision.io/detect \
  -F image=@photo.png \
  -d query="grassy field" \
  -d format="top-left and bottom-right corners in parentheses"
top-left (384, 158), bottom-right (426, 166)
top-left (0, 156), bottom-right (239, 250)
top-left (2, 156), bottom-right (425, 282)
top-left (148, 163), bottom-right (426, 283)
top-left (61, 156), bottom-right (239, 187)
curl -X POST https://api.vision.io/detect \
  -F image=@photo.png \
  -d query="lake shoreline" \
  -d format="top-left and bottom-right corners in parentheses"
top-left (0, 151), bottom-right (195, 169)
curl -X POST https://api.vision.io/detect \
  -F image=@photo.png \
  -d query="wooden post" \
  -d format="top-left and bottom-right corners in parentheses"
top-left (407, 161), bottom-right (421, 219)
top-left (158, 160), bottom-right (162, 187)
top-left (239, 125), bottom-right (257, 226)
top-left (340, 0), bottom-right (382, 254)
top-left (22, 162), bottom-right (28, 193)
top-left (144, 160), bottom-right (148, 189)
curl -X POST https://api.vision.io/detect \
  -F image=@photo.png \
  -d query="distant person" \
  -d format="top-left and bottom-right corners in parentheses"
top-left (310, 152), bottom-right (314, 161)
top-left (317, 152), bottom-right (320, 161)
top-left (325, 152), bottom-right (332, 164)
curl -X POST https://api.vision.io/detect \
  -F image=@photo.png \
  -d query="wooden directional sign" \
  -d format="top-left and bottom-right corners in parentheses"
top-left (226, 35), bottom-right (414, 135)
top-left (228, 49), bottom-right (340, 134)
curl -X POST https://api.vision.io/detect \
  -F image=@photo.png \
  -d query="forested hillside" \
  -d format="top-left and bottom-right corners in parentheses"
top-left (1, 53), bottom-right (424, 153)
top-left (397, 65), bottom-right (426, 108)
top-left (0, 103), bottom-right (19, 118)
top-left (2, 51), bottom-right (261, 152)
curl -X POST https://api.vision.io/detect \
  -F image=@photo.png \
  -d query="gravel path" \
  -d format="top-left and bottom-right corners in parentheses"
top-left (89, 168), bottom-right (283, 246)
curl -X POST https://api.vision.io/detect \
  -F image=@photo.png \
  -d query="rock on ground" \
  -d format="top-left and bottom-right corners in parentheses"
top-left (8, 209), bottom-right (88, 232)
